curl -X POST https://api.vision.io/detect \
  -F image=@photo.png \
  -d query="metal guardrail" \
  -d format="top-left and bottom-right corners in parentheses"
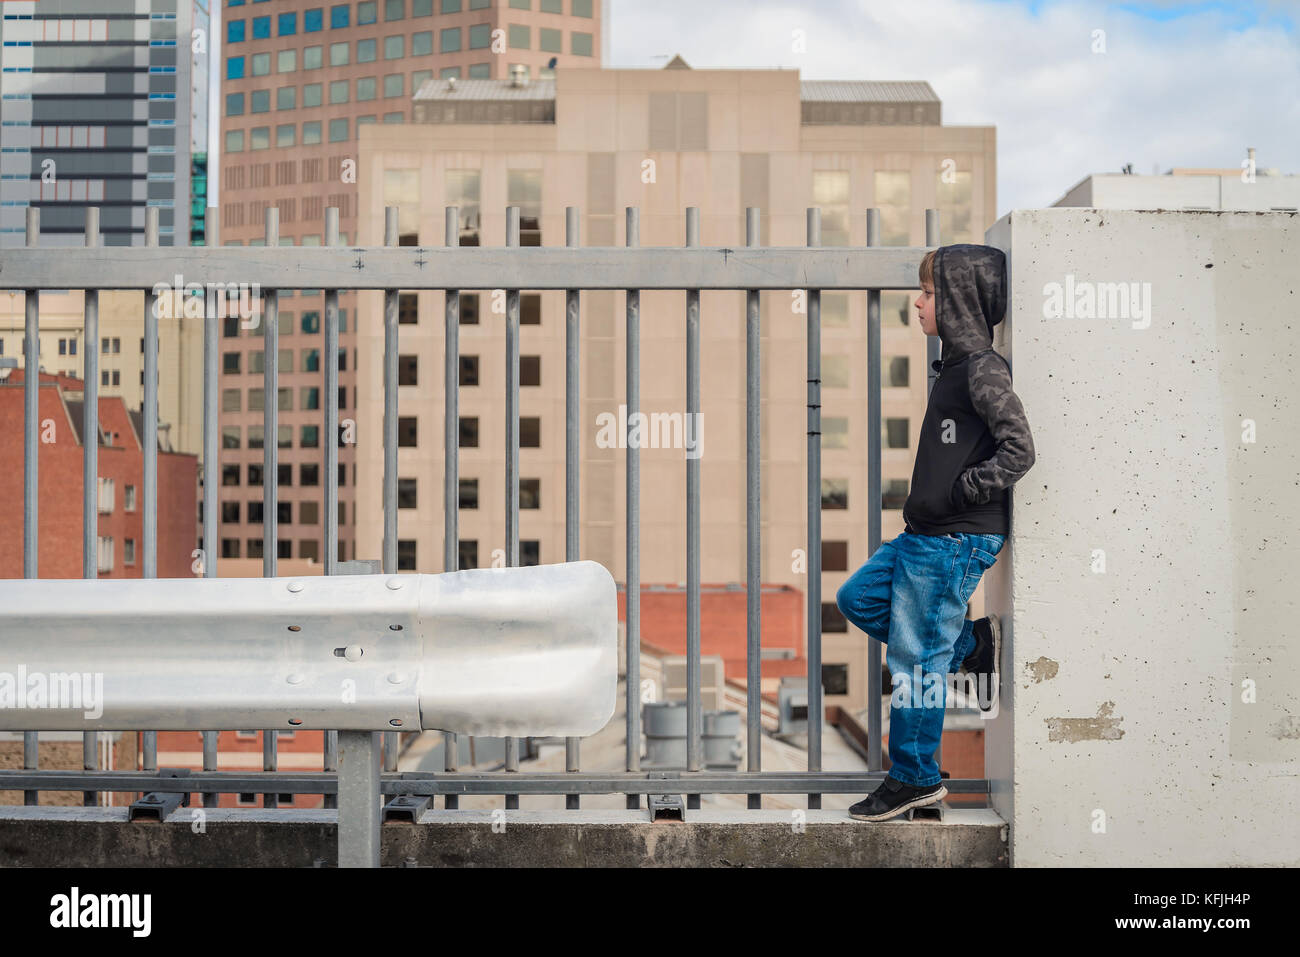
top-left (0, 203), bottom-right (964, 866)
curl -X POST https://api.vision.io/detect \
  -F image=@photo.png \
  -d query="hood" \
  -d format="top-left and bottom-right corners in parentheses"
top-left (933, 244), bottom-right (1007, 366)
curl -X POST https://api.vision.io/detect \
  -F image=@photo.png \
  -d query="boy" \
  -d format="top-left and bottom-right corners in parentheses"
top-left (836, 243), bottom-right (1035, 822)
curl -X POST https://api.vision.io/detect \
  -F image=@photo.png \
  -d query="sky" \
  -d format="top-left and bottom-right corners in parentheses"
top-left (605, 0), bottom-right (1300, 216)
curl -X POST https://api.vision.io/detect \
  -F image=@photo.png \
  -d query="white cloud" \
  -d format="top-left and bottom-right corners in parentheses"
top-left (607, 0), bottom-right (1300, 216)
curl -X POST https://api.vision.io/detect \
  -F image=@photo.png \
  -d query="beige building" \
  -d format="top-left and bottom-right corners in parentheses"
top-left (0, 291), bottom-right (204, 457)
top-left (351, 60), bottom-right (996, 711)
top-left (214, 0), bottom-right (606, 566)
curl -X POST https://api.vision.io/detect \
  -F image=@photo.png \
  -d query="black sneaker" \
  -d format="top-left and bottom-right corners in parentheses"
top-left (960, 614), bottom-right (1001, 713)
top-left (849, 776), bottom-right (947, 822)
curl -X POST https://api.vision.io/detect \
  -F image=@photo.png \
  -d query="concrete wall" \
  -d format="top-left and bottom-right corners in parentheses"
top-left (984, 208), bottom-right (1300, 866)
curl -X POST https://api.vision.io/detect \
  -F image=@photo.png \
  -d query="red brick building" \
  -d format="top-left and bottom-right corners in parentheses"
top-left (0, 369), bottom-right (198, 579)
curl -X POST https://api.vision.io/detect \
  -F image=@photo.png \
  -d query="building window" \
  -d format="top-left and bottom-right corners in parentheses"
top-left (300, 463), bottom-right (319, 486)
top-left (227, 56), bottom-right (245, 80)
top-left (398, 478), bottom-right (417, 508)
top-left (226, 92), bottom-right (245, 116)
top-left (813, 171), bottom-right (851, 247)
top-left (330, 3), bottom-right (350, 28)
top-left (822, 478), bottom-right (848, 510)
top-left (302, 121), bottom-right (322, 145)
top-left (223, 388), bottom-right (242, 412)
top-left (278, 49), bottom-right (297, 73)
top-left (459, 478), bottom-right (478, 509)
top-left (412, 31), bottom-right (433, 56)
top-left (223, 464), bottom-right (241, 487)
top-left (885, 418), bottom-right (909, 449)
top-left (823, 663), bottom-right (849, 695)
top-left (521, 417), bottom-right (540, 448)
top-left (571, 31), bottom-right (592, 56)
top-left (124, 485), bottom-right (137, 512)
top-left (383, 73), bottom-right (403, 97)
top-left (539, 27), bottom-right (561, 54)
top-left (468, 23), bottom-right (490, 49)
top-left (874, 170), bottom-right (912, 246)
top-left (398, 354), bottom-right (418, 385)
top-left (458, 292), bottom-right (479, 323)
top-left (252, 15), bottom-right (271, 39)
top-left (398, 539), bottom-right (417, 570)
top-left (520, 478), bottom-right (540, 509)
top-left (250, 90), bottom-right (270, 114)
top-left (398, 292), bottom-right (418, 324)
top-left (521, 540), bottom-right (540, 566)
top-left (305, 8), bottom-right (324, 32)
top-left (398, 416), bottom-right (418, 447)
top-left (301, 425), bottom-right (320, 448)
top-left (384, 35), bottom-right (404, 59)
top-left (887, 355), bottom-right (910, 387)
top-left (222, 426), bottom-right (241, 449)
top-left (329, 118), bottom-right (349, 142)
top-left (508, 24), bottom-right (529, 49)
top-left (251, 126), bottom-right (271, 150)
top-left (458, 539), bottom-right (477, 570)
top-left (507, 170), bottom-right (541, 245)
top-left (823, 540), bottom-right (849, 572)
top-left (459, 355), bottom-right (478, 386)
top-left (252, 52), bottom-right (271, 76)
top-left (302, 82), bottom-right (323, 107)
top-left (223, 352), bottom-right (241, 374)
top-left (573, 0), bottom-right (593, 16)
top-left (304, 45), bottom-right (323, 70)
top-left (356, 76), bottom-right (376, 100)
top-left (459, 417), bottom-right (478, 448)
top-left (330, 42), bottom-right (350, 67)
top-left (358, 1), bottom-right (378, 24)
top-left (383, 111), bottom-right (404, 124)
top-left (357, 38), bottom-right (377, 62)
top-left (468, 62), bottom-right (490, 78)
top-left (520, 355), bottom-right (540, 386)
top-left (276, 124), bottom-right (296, 147)
top-left (883, 478), bottom-right (909, 510)
top-left (385, 0), bottom-right (405, 19)
top-left (440, 27), bottom-right (461, 53)
top-left (227, 19), bottom-right (246, 43)
top-left (821, 602), bottom-right (848, 634)
top-left (278, 12), bottom-right (297, 36)
top-left (823, 416), bottom-right (848, 450)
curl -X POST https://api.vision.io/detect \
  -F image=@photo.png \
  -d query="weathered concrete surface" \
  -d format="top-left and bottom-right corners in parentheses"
top-left (0, 807), bottom-right (1008, 867)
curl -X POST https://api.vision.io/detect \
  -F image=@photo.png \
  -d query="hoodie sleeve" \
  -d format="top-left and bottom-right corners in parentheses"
top-left (950, 352), bottom-right (1036, 507)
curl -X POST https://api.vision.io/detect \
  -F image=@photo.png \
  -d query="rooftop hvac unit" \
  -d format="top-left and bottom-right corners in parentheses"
top-left (660, 655), bottom-right (724, 710)
top-left (778, 676), bottom-right (808, 735)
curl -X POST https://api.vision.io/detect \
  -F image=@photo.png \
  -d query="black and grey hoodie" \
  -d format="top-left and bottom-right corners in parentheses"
top-left (902, 244), bottom-right (1036, 536)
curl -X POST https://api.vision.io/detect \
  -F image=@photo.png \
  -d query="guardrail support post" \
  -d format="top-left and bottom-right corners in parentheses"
top-left (338, 731), bottom-right (383, 868)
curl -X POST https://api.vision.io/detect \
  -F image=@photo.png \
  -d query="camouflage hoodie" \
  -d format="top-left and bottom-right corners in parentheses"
top-left (902, 243), bottom-right (1036, 536)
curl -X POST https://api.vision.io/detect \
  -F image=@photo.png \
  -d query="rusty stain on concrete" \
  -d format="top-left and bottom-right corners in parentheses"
top-left (1026, 657), bottom-right (1059, 683)
top-left (1045, 701), bottom-right (1125, 742)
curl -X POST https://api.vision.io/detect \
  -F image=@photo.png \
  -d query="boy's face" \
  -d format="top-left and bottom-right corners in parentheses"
top-left (915, 281), bottom-right (937, 337)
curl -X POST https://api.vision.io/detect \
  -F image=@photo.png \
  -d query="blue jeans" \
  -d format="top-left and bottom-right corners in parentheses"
top-left (835, 529), bottom-right (1005, 787)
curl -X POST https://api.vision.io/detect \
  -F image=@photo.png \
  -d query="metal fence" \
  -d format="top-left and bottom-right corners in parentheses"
top-left (0, 203), bottom-right (985, 862)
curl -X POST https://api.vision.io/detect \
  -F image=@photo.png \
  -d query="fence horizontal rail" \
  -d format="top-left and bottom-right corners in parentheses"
top-left (0, 245), bottom-right (933, 291)
top-left (0, 770), bottom-right (991, 797)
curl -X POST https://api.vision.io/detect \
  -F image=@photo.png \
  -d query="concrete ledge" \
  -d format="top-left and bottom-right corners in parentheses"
top-left (0, 806), bottom-right (1009, 867)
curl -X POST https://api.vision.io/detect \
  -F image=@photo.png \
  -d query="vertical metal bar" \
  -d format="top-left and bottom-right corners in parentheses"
top-left (203, 215), bottom-right (221, 810)
top-left (564, 205), bottom-right (581, 809)
top-left (23, 209), bottom-right (39, 808)
top-left (22, 732), bottom-right (38, 807)
top-left (202, 213), bottom-right (218, 582)
top-left (382, 207), bottom-right (401, 781)
top-left (806, 206), bottom-right (823, 810)
top-left (503, 206), bottom-right (520, 808)
top-left (264, 208), bottom-right (280, 579)
top-left (925, 208), bottom-right (943, 777)
top-left (23, 208), bottom-right (39, 579)
top-left (82, 208), bottom-right (100, 808)
top-left (442, 205), bottom-right (460, 808)
top-left (324, 207), bottom-right (340, 575)
top-left (143, 207), bottom-right (160, 582)
top-left (745, 207), bottom-right (762, 809)
top-left (866, 208), bottom-right (883, 772)
top-left (322, 207), bottom-right (341, 807)
top-left (382, 207), bottom-right (399, 573)
top-left (337, 730), bottom-right (382, 868)
top-left (685, 207), bottom-right (702, 810)
top-left (624, 206), bottom-right (641, 808)
top-left (262, 208), bottom-right (280, 808)
top-left (202, 730), bottom-right (218, 809)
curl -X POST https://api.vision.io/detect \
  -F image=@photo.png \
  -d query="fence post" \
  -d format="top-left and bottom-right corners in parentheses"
top-left (337, 730), bottom-right (383, 868)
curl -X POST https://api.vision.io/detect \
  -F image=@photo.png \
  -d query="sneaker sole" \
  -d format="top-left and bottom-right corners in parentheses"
top-left (849, 785), bottom-right (948, 822)
top-left (979, 614), bottom-right (1002, 713)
